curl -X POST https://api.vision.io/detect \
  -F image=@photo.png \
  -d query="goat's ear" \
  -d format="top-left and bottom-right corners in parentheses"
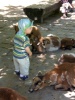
top-left (33, 77), bottom-right (35, 80)
top-left (39, 37), bottom-right (44, 43)
top-left (45, 38), bottom-right (50, 44)
top-left (54, 63), bottom-right (58, 68)
top-left (37, 71), bottom-right (43, 76)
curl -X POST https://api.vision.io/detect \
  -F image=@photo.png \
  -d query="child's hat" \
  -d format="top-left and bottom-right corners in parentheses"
top-left (18, 18), bottom-right (33, 31)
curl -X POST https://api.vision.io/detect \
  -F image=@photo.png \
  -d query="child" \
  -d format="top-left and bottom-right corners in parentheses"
top-left (60, 0), bottom-right (73, 18)
top-left (68, 0), bottom-right (74, 9)
top-left (13, 18), bottom-right (33, 80)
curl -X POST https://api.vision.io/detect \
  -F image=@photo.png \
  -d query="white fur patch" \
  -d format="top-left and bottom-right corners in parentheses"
top-left (48, 47), bottom-right (59, 51)
top-left (63, 53), bottom-right (75, 57)
top-left (47, 37), bottom-right (60, 51)
top-left (47, 34), bottom-right (56, 37)
top-left (44, 34), bottom-right (61, 51)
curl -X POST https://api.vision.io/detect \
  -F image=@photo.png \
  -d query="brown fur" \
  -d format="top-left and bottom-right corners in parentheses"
top-left (27, 26), bottom-right (43, 53)
top-left (58, 53), bottom-right (75, 64)
top-left (0, 87), bottom-right (27, 100)
top-left (48, 36), bottom-right (60, 47)
top-left (13, 24), bottom-right (19, 34)
top-left (29, 63), bottom-right (75, 92)
top-left (60, 38), bottom-right (75, 50)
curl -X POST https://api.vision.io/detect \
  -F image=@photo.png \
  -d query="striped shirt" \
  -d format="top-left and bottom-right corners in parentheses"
top-left (13, 33), bottom-right (30, 59)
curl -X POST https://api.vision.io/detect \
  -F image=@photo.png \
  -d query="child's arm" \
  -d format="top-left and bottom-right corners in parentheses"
top-left (68, 2), bottom-right (72, 8)
top-left (25, 47), bottom-right (32, 57)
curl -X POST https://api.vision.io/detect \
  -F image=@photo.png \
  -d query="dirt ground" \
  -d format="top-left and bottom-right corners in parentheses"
top-left (0, 0), bottom-right (75, 100)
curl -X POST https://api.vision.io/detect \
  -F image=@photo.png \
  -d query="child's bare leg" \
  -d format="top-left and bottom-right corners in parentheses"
top-left (61, 13), bottom-right (67, 19)
top-left (63, 13), bottom-right (67, 17)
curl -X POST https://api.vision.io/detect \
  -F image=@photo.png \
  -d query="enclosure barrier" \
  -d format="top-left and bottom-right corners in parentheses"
top-left (23, 0), bottom-right (61, 23)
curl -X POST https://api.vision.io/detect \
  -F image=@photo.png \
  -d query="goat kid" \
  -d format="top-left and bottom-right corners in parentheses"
top-left (60, 38), bottom-right (75, 50)
top-left (29, 62), bottom-right (75, 92)
top-left (40, 34), bottom-right (61, 52)
top-left (0, 87), bottom-right (27, 100)
top-left (58, 53), bottom-right (75, 64)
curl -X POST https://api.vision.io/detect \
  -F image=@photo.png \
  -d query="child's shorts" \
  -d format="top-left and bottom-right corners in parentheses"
top-left (13, 56), bottom-right (30, 76)
top-left (60, 7), bottom-right (66, 13)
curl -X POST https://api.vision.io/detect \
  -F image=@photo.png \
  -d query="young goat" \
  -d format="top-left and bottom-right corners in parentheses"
top-left (40, 34), bottom-right (61, 52)
top-left (0, 87), bottom-right (27, 100)
top-left (58, 53), bottom-right (75, 64)
top-left (29, 62), bottom-right (75, 92)
top-left (60, 38), bottom-right (75, 50)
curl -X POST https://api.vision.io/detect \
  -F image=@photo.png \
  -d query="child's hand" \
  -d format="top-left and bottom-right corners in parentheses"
top-left (29, 51), bottom-right (32, 57)
top-left (25, 47), bottom-right (32, 57)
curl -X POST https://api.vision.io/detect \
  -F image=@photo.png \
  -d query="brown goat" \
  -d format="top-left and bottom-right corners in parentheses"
top-left (58, 53), bottom-right (75, 64)
top-left (27, 26), bottom-right (43, 53)
top-left (0, 87), bottom-right (27, 100)
top-left (29, 62), bottom-right (75, 92)
top-left (60, 38), bottom-right (75, 50)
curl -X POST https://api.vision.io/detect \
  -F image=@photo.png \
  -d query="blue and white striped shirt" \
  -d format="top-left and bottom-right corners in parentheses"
top-left (13, 33), bottom-right (30, 59)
